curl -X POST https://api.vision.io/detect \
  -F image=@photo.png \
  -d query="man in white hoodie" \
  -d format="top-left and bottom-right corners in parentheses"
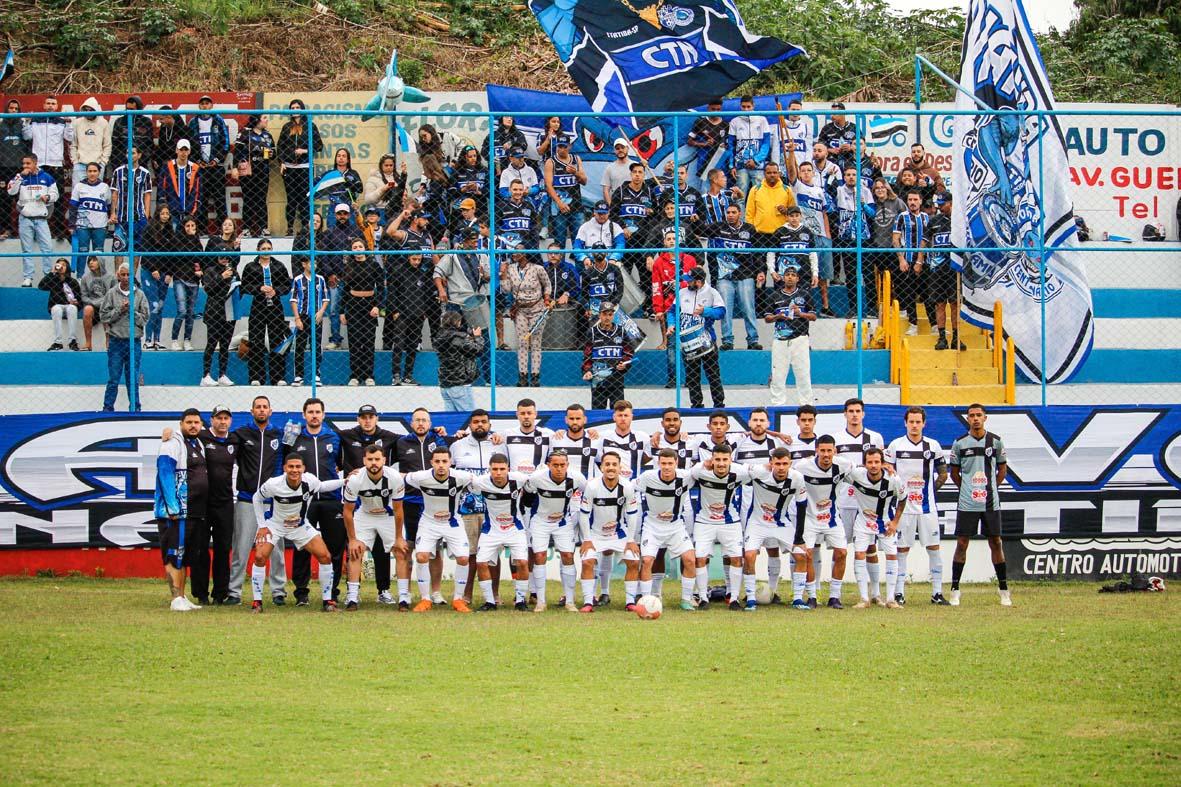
top-left (71, 97), bottom-right (110, 183)
top-left (22, 95), bottom-right (72, 239)
top-left (7, 152), bottom-right (59, 286)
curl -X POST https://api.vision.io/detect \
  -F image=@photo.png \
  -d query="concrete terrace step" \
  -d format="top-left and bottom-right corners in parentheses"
top-left (909, 367), bottom-right (1000, 386)
top-left (906, 384), bottom-right (1008, 406)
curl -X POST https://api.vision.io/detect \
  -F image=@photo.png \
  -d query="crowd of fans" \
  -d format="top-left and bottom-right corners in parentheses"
top-left (1, 94), bottom-right (961, 405)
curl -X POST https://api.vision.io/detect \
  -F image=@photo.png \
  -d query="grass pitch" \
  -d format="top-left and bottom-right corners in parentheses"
top-left (0, 578), bottom-right (1177, 785)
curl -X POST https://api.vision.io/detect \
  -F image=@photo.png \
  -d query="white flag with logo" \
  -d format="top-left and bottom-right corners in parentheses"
top-left (951, 0), bottom-right (1093, 383)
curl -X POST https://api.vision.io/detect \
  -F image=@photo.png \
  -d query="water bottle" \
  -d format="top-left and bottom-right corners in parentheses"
top-left (282, 419), bottom-right (300, 447)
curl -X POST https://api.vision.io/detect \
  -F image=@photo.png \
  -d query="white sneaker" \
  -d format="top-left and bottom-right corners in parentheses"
top-left (949, 589), bottom-right (961, 606)
top-left (292, 376), bottom-right (304, 386)
top-left (326, 341), bottom-right (339, 350)
top-left (314, 375), bottom-right (321, 385)
top-left (185, 597), bottom-right (202, 610)
top-left (565, 602), bottom-right (579, 612)
top-left (377, 590), bottom-right (395, 605)
top-left (217, 375), bottom-right (234, 386)
top-left (276, 379), bottom-right (288, 386)
top-left (250, 380), bottom-right (261, 386)
top-left (183, 339), bottom-right (193, 351)
top-left (364, 377), bottom-right (375, 387)
top-left (170, 340), bottom-right (181, 350)
top-left (200, 375), bottom-right (217, 387)
top-left (905, 324), bottom-right (918, 336)
top-left (347, 378), bottom-right (359, 387)
top-left (999, 589), bottom-right (1012, 607)
top-left (21, 277), bottom-right (32, 287)
top-left (930, 325), bottom-right (939, 335)
top-left (170, 596), bottom-right (192, 612)
top-left (431, 591), bottom-right (446, 605)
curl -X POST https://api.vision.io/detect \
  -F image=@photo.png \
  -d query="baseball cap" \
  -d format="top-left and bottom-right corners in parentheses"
top-left (554, 135), bottom-right (570, 147)
top-left (358, 404), bottom-right (378, 417)
top-left (599, 301), bottom-right (616, 312)
top-left (459, 198), bottom-right (477, 211)
top-left (509, 145), bottom-right (526, 156)
top-left (158, 104), bottom-right (173, 111)
top-left (176, 139), bottom-right (191, 150)
top-left (199, 94), bottom-right (214, 103)
top-left (593, 200), bottom-right (609, 214)
top-left (454, 227), bottom-right (477, 242)
top-left (613, 140), bottom-right (628, 149)
top-left (935, 192), bottom-right (952, 206)
top-left (211, 404), bottom-right (231, 417)
top-left (590, 242), bottom-right (608, 251)
top-left (364, 206), bottom-right (379, 216)
top-left (830, 101), bottom-right (846, 110)
top-left (334, 203), bottom-right (351, 214)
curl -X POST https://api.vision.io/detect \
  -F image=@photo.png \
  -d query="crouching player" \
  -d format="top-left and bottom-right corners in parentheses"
top-left (635, 449), bottom-right (699, 611)
top-left (472, 454), bottom-right (532, 611)
top-left (341, 444), bottom-right (405, 611)
top-left (795, 435), bottom-right (851, 608)
top-left (252, 455), bottom-right (347, 612)
top-left (743, 447), bottom-right (807, 611)
top-left (847, 447), bottom-right (905, 609)
top-left (578, 451), bottom-right (641, 612)
top-left (405, 448), bottom-right (476, 613)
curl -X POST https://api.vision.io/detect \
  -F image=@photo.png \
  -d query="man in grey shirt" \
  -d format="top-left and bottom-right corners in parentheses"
top-left (99, 262), bottom-right (149, 411)
top-left (600, 140), bottom-right (634, 205)
top-left (434, 228), bottom-right (490, 329)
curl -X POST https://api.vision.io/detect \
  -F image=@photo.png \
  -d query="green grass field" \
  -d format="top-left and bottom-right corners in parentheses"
top-left (0, 578), bottom-right (1178, 784)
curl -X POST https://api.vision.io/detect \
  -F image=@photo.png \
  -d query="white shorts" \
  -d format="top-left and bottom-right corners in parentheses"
top-left (744, 523), bottom-right (795, 553)
top-left (639, 522), bottom-right (695, 559)
top-left (852, 514), bottom-right (898, 556)
top-left (529, 518), bottom-right (576, 554)
top-left (262, 521), bottom-right (319, 550)
top-left (803, 513), bottom-right (848, 550)
top-left (582, 537), bottom-right (638, 563)
top-left (838, 506), bottom-right (859, 541)
top-left (353, 513), bottom-right (398, 552)
top-left (476, 529), bottom-right (529, 564)
top-left (898, 512), bottom-right (940, 548)
top-left (694, 520), bottom-right (743, 559)
top-left (415, 520), bottom-right (471, 558)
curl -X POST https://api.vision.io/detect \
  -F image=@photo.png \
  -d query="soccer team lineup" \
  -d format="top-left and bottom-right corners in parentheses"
top-left (155, 395), bottom-right (1011, 617)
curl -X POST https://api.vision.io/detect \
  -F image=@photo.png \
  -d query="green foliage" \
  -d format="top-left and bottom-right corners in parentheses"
top-left (1048, 15), bottom-right (1181, 103)
top-left (446, 0), bottom-right (521, 45)
top-left (41, 0), bottom-right (120, 69)
top-left (141, 0), bottom-right (181, 45)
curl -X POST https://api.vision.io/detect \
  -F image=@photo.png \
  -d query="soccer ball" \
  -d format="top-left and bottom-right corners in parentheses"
top-left (634, 595), bottom-right (663, 620)
top-left (755, 583), bottom-right (773, 605)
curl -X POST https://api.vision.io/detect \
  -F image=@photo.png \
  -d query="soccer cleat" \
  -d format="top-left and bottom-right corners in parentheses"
top-left (791, 599), bottom-right (811, 611)
top-left (532, 602), bottom-right (546, 613)
top-left (728, 600), bottom-right (742, 611)
top-left (477, 602), bottom-right (498, 612)
top-left (222, 596), bottom-right (242, 606)
top-left (345, 600), bottom-right (359, 611)
top-left (679, 600), bottom-right (697, 611)
top-left (949, 590), bottom-right (961, 606)
top-left (768, 593), bottom-right (782, 606)
top-left (931, 593), bottom-right (950, 605)
top-left (397, 600), bottom-right (410, 612)
top-left (565, 602), bottom-right (579, 612)
top-left (596, 593), bottom-right (611, 607)
top-left (322, 600), bottom-right (337, 612)
top-left (695, 596), bottom-right (710, 611)
top-left (412, 599), bottom-right (433, 613)
top-left (273, 596), bottom-right (287, 606)
top-left (431, 592), bottom-right (446, 605)
top-left (871, 596), bottom-right (886, 607)
top-left (47, 342), bottom-right (63, 351)
top-left (895, 593), bottom-right (906, 607)
top-left (295, 597), bottom-right (308, 607)
top-left (170, 596), bottom-right (191, 612)
top-left (827, 598), bottom-right (844, 610)
top-left (192, 597), bottom-right (209, 608)
top-left (807, 598), bottom-right (818, 609)
top-left (885, 600), bottom-right (901, 609)
top-left (853, 600), bottom-right (872, 609)
top-left (579, 603), bottom-right (594, 613)
top-left (625, 602), bottom-right (638, 612)
top-left (251, 600), bottom-right (263, 613)
top-left (744, 598), bottom-right (759, 612)
top-left (377, 590), bottom-right (395, 605)
top-left (452, 598), bottom-right (473, 613)
top-left (999, 589), bottom-right (1013, 607)
top-left (402, 376), bottom-right (419, 386)
top-left (516, 601), bottom-right (530, 612)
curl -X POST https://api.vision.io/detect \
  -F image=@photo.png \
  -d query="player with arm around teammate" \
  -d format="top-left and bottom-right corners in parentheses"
top-left (885, 406), bottom-right (950, 606)
top-left (577, 451), bottom-right (641, 613)
top-left (471, 454), bottom-right (532, 612)
top-left (948, 403), bottom-right (1011, 607)
top-left (846, 447), bottom-right (905, 609)
top-left (742, 447), bottom-right (807, 611)
top-left (341, 444), bottom-right (406, 611)
top-left (251, 455), bottom-right (347, 612)
top-left (405, 448), bottom-right (477, 613)
top-left (795, 435), bottom-right (851, 609)
top-left (525, 449), bottom-right (587, 612)
top-left (635, 449), bottom-right (699, 611)
top-left (689, 444), bottom-right (753, 611)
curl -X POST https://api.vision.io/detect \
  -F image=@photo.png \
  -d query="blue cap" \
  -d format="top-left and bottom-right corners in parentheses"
top-left (593, 201), bottom-right (609, 213)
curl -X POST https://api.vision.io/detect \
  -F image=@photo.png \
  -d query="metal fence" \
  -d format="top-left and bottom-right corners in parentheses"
top-left (1, 102), bottom-right (1177, 413)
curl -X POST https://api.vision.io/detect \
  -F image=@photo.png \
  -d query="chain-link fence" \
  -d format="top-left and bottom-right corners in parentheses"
top-left (1, 100), bottom-right (1177, 413)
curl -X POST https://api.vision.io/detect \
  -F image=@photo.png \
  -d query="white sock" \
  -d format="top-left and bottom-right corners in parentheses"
top-left (855, 558), bottom-right (868, 601)
top-left (597, 555), bottom-right (614, 597)
top-left (514, 579), bottom-right (529, 604)
top-left (867, 558), bottom-right (881, 598)
top-left (743, 571), bottom-right (757, 599)
top-left (581, 577), bottom-right (595, 605)
top-left (897, 552), bottom-right (909, 597)
top-left (886, 560), bottom-right (898, 599)
top-left (681, 576), bottom-right (695, 603)
top-left (695, 568), bottom-right (709, 599)
top-left (651, 573), bottom-right (665, 596)
top-left (809, 549), bottom-right (822, 596)
top-left (397, 578), bottom-right (410, 603)
top-left (533, 564), bottom-right (547, 603)
top-left (792, 570), bottom-right (806, 602)
top-left (251, 563), bottom-right (265, 601)
top-left (830, 577), bottom-right (843, 602)
top-left (453, 563), bottom-right (469, 600)
top-left (415, 561), bottom-right (430, 599)
top-left (728, 565), bottom-right (743, 600)
top-left (625, 580), bottom-right (639, 604)
top-left (479, 579), bottom-right (494, 603)
top-left (346, 581), bottom-right (360, 604)
top-left (767, 556), bottom-right (782, 595)
top-left (560, 564), bottom-right (576, 603)
top-left (928, 549), bottom-right (944, 595)
top-left (638, 579), bottom-right (653, 596)
top-left (319, 561), bottom-right (334, 602)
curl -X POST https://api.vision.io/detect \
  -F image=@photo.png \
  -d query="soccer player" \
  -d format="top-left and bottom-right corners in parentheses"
top-left (695, 410), bottom-right (738, 465)
top-left (796, 435), bottom-right (850, 608)
top-left (251, 455), bottom-right (347, 612)
top-left (846, 447), bottom-right (905, 609)
top-left (471, 454), bottom-right (531, 612)
top-left (644, 406), bottom-right (695, 598)
top-left (949, 404), bottom-right (1011, 607)
top-left (550, 404), bottom-right (601, 479)
top-left (503, 398), bottom-right (553, 476)
top-left (451, 409), bottom-right (500, 606)
top-left (886, 406), bottom-right (950, 605)
top-left (394, 408), bottom-right (451, 607)
top-left (835, 398), bottom-right (884, 597)
top-left (341, 445), bottom-right (405, 610)
top-left (578, 451), bottom-right (641, 612)
top-left (596, 400), bottom-right (649, 604)
top-left (789, 404), bottom-right (821, 604)
top-left (405, 448), bottom-right (476, 613)
top-left (734, 407), bottom-right (787, 602)
top-left (743, 447), bottom-right (807, 611)
top-left (635, 449), bottom-right (699, 611)
top-left (525, 449), bottom-right (587, 611)
top-left (155, 409), bottom-right (205, 611)
top-left (339, 404), bottom-right (400, 604)
top-left (690, 444), bottom-right (752, 610)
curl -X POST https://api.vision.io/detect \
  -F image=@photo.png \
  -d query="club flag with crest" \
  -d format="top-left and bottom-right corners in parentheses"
top-left (951, 0), bottom-right (1093, 383)
top-left (529, 0), bottom-right (803, 124)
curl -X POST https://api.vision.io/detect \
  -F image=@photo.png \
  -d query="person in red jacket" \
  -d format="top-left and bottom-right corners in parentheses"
top-left (649, 230), bottom-right (698, 391)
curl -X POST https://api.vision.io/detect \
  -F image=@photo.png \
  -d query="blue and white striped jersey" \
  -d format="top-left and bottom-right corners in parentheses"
top-left (689, 464), bottom-right (752, 525)
top-left (472, 472), bottom-right (529, 534)
top-left (579, 477), bottom-right (640, 541)
top-left (343, 467), bottom-right (405, 517)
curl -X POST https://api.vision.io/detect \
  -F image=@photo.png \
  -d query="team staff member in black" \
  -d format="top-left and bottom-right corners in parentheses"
top-left (197, 405), bottom-right (236, 603)
top-left (227, 395), bottom-right (287, 605)
top-left (583, 302), bottom-right (636, 410)
top-left (339, 404), bottom-right (400, 603)
top-left (240, 240), bottom-right (291, 386)
top-left (341, 239), bottom-right (384, 385)
top-left (284, 397), bottom-right (346, 604)
top-left (394, 407), bottom-right (452, 606)
top-left (176, 411), bottom-right (210, 603)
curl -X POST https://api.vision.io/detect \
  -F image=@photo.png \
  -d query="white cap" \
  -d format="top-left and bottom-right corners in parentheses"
top-left (176, 139), bottom-right (191, 150)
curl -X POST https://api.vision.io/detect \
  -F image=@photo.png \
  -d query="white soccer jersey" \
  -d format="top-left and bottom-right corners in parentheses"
top-left (782, 118), bottom-right (813, 162)
top-left (343, 467), bottom-right (405, 517)
top-left (579, 477), bottom-right (640, 542)
top-left (635, 468), bottom-right (696, 529)
top-left (835, 428), bottom-right (884, 510)
top-left (471, 472), bottom-right (530, 534)
top-left (792, 178), bottom-right (830, 238)
top-left (885, 435), bottom-right (947, 516)
top-left (694, 436), bottom-right (739, 465)
top-left (404, 469), bottom-right (475, 528)
top-left (599, 429), bottom-right (650, 480)
top-left (788, 434), bottom-right (818, 463)
top-left (253, 473), bottom-right (346, 529)
top-left (645, 434), bottom-right (696, 469)
top-left (846, 466), bottom-right (905, 531)
top-left (525, 468), bottom-right (587, 524)
top-left (733, 433), bottom-right (782, 467)
top-left (550, 432), bottom-right (601, 479)
top-left (689, 464), bottom-right (753, 526)
top-left (794, 457), bottom-right (849, 525)
top-left (503, 427), bottom-right (553, 476)
top-left (747, 466), bottom-right (806, 529)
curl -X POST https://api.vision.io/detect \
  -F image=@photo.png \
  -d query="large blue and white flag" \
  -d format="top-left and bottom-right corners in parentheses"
top-left (951, 0), bottom-right (1093, 383)
top-left (529, 0), bottom-right (803, 124)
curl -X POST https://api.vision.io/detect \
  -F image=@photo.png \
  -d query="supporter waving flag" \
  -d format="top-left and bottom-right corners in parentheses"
top-left (530, 0), bottom-right (803, 123)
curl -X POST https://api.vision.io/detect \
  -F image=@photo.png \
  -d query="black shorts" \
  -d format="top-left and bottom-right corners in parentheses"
top-left (925, 266), bottom-right (957, 303)
top-left (403, 500), bottom-right (424, 544)
top-left (955, 510), bottom-right (1002, 537)
top-left (157, 518), bottom-right (185, 568)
